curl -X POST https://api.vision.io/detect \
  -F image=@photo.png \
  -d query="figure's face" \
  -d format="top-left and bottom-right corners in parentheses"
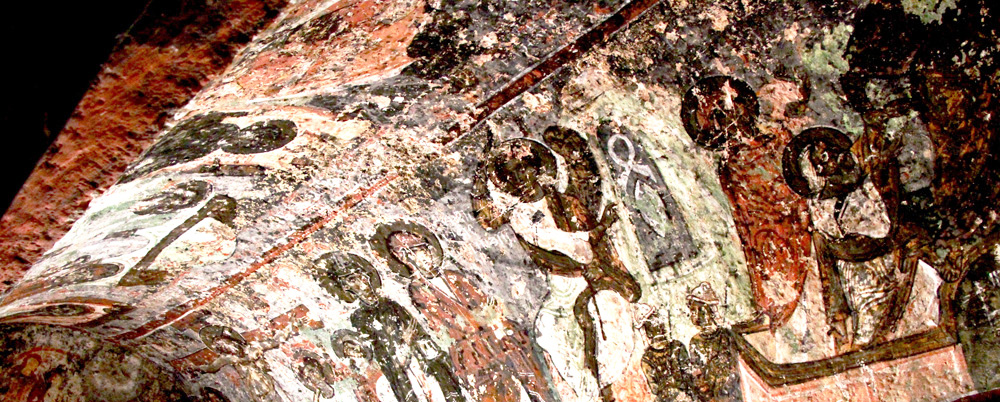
top-left (342, 340), bottom-right (367, 359)
top-left (688, 302), bottom-right (716, 329)
top-left (339, 269), bottom-right (378, 304)
top-left (388, 231), bottom-right (442, 278)
top-left (808, 143), bottom-right (844, 178)
top-left (643, 320), bottom-right (670, 349)
top-left (212, 336), bottom-right (245, 357)
top-left (489, 141), bottom-right (554, 203)
top-left (802, 142), bottom-right (862, 198)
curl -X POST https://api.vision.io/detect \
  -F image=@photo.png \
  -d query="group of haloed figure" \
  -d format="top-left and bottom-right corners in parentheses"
top-left (472, 126), bottom-right (743, 402)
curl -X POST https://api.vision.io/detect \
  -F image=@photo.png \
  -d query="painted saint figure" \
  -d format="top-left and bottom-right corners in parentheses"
top-left (330, 330), bottom-right (385, 402)
top-left (640, 312), bottom-right (694, 402)
top-left (471, 127), bottom-right (644, 402)
top-left (316, 252), bottom-right (465, 402)
top-left (371, 221), bottom-right (556, 402)
top-left (296, 351), bottom-right (338, 402)
top-left (681, 76), bottom-right (812, 327)
top-left (782, 127), bottom-right (911, 349)
top-left (684, 283), bottom-right (741, 402)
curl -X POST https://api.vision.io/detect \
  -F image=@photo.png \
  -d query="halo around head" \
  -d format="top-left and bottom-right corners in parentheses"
top-left (681, 76), bottom-right (759, 150)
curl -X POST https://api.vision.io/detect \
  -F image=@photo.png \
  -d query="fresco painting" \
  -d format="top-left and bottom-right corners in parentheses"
top-left (0, 0), bottom-right (997, 401)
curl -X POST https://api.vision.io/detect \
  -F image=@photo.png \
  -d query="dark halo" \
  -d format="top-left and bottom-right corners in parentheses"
top-left (370, 221), bottom-right (444, 278)
top-left (487, 137), bottom-right (558, 203)
top-left (681, 76), bottom-right (759, 150)
top-left (781, 126), bottom-right (863, 199)
top-left (315, 253), bottom-right (382, 303)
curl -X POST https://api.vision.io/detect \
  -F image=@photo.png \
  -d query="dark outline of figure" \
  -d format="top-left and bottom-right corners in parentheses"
top-left (295, 350), bottom-right (338, 401)
top-left (681, 75), bottom-right (812, 329)
top-left (1, 256), bottom-right (122, 304)
top-left (132, 180), bottom-right (212, 215)
top-left (840, 0), bottom-right (1000, 336)
top-left (330, 329), bottom-right (382, 402)
top-left (372, 220), bottom-right (557, 402)
top-left (314, 252), bottom-right (466, 402)
top-left (783, 126), bottom-right (914, 348)
top-left (119, 112), bottom-right (298, 184)
top-left (370, 221), bottom-right (445, 279)
top-left (119, 194), bottom-right (237, 287)
top-left (684, 283), bottom-right (741, 402)
top-left (640, 311), bottom-right (694, 402)
top-left (471, 126), bottom-right (642, 400)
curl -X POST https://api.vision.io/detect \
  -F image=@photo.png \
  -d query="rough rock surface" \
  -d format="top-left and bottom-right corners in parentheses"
top-left (0, 0), bottom-right (998, 401)
top-left (0, 0), bottom-right (288, 291)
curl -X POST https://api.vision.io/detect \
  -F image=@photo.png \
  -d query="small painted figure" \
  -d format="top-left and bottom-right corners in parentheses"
top-left (373, 221), bottom-right (556, 402)
top-left (197, 325), bottom-right (279, 402)
top-left (296, 351), bottom-right (337, 402)
top-left (641, 312), bottom-right (694, 402)
top-left (331, 329), bottom-right (384, 402)
top-left (685, 283), bottom-right (741, 402)
top-left (316, 252), bottom-right (466, 402)
top-left (471, 127), bottom-right (644, 402)
top-left (783, 127), bottom-right (911, 350)
top-left (681, 76), bottom-right (812, 328)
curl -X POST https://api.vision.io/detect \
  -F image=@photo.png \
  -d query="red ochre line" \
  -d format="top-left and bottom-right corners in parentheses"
top-left (113, 0), bottom-right (665, 342)
top-left (445, 0), bottom-right (665, 145)
top-left (113, 174), bottom-right (398, 342)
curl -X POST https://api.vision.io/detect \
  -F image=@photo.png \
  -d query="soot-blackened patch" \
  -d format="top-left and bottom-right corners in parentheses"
top-left (403, 4), bottom-right (484, 80)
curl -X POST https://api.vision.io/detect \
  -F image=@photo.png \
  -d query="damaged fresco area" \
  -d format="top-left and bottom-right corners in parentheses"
top-left (0, 0), bottom-right (998, 401)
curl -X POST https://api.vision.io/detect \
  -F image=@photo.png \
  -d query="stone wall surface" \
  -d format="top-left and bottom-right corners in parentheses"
top-left (0, 0), bottom-right (288, 291)
top-left (0, 0), bottom-right (998, 401)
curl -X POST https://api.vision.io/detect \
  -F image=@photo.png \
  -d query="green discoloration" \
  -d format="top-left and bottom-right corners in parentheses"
top-left (902, 0), bottom-right (958, 24)
top-left (802, 23), bottom-right (854, 77)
